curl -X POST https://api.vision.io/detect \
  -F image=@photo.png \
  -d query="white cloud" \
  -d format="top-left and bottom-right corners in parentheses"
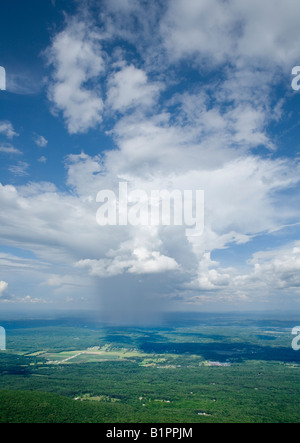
top-left (161, 0), bottom-right (238, 65)
top-left (240, 243), bottom-right (300, 291)
top-left (77, 248), bottom-right (179, 277)
top-left (0, 145), bottom-right (22, 155)
top-left (0, 281), bottom-right (8, 297)
top-left (46, 16), bottom-right (105, 134)
top-left (19, 295), bottom-right (48, 304)
top-left (0, 144), bottom-right (300, 308)
top-left (0, 121), bottom-right (18, 139)
top-left (34, 135), bottom-right (48, 148)
top-left (232, 0), bottom-right (300, 67)
top-left (107, 65), bottom-right (162, 112)
top-left (186, 241), bottom-right (300, 305)
top-left (4, 1), bottom-right (300, 311)
top-left (161, 0), bottom-right (300, 69)
top-left (102, 0), bottom-right (163, 54)
top-left (38, 156), bottom-right (47, 164)
top-left (66, 152), bottom-right (105, 196)
top-left (188, 253), bottom-right (232, 291)
top-left (9, 161), bottom-right (29, 176)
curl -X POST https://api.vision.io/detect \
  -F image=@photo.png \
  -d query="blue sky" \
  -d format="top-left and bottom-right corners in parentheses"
top-left (1, 0), bottom-right (300, 318)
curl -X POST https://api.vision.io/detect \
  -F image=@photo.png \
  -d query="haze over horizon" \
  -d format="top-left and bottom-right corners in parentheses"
top-left (1, 0), bottom-right (300, 320)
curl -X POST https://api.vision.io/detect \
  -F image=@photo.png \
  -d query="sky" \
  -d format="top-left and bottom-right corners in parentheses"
top-left (1, 0), bottom-right (300, 319)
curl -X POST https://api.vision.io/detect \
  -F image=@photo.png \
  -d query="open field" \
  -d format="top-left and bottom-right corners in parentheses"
top-left (42, 346), bottom-right (160, 365)
top-left (0, 313), bottom-right (300, 423)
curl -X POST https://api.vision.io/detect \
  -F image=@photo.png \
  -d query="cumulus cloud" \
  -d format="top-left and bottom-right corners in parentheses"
top-left (188, 253), bottom-right (232, 291)
top-left (161, 0), bottom-right (239, 65)
top-left (46, 16), bottom-right (105, 134)
top-left (0, 281), bottom-right (8, 297)
top-left (0, 121), bottom-right (18, 139)
top-left (38, 156), bottom-right (47, 164)
top-left (34, 135), bottom-right (48, 148)
top-left (240, 243), bottom-right (300, 291)
top-left (107, 65), bottom-right (162, 112)
top-left (0, 145), bottom-right (299, 306)
top-left (161, 0), bottom-right (300, 68)
top-left (4, 0), bottom-right (300, 312)
top-left (77, 247), bottom-right (179, 277)
top-left (185, 242), bottom-right (300, 307)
